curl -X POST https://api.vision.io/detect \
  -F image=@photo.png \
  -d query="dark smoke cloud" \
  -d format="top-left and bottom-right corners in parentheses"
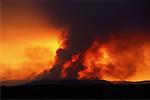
top-left (38, 0), bottom-right (150, 79)
top-left (41, 0), bottom-right (150, 52)
top-left (49, 49), bottom-right (70, 79)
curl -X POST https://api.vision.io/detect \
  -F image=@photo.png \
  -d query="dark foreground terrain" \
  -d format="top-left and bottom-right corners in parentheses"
top-left (1, 80), bottom-right (150, 99)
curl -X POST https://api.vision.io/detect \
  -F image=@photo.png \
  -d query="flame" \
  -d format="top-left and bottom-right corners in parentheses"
top-left (61, 54), bottom-right (80, 78)
top-left (1, 29), bottom-right (150, 82)
top-left (78, 36), bottom-right (150, 81)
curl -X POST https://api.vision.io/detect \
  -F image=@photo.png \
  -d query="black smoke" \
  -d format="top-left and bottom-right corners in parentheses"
top-left (38, 0), bottom-right (150, 79)
top-left (41, 0), bottom-right (150, 51)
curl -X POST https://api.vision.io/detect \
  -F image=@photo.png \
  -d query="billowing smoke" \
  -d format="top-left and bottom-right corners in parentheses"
top-left (1, 0), bottom-right (149, 82)
top-left (40, 0), bottom-right (150, 81)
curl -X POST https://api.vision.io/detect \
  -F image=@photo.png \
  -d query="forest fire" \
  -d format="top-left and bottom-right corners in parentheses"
top-left (1, 30), bottom-right (150, 82)
top-left (1, 0), bottom-right (150, 84)
top-left (1, 1), bottom-right (150, 99)
top-left (47, 32), bottom-right (150, 82)
top-left (78, 35), bottom-right (150, 81)
top-left (61, 54), bottom-right (80, 78)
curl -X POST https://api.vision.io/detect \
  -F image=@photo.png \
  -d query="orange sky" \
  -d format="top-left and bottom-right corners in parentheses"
top-left (1, 1), bottom-right (55, 64)
top-left (0, 0), bottom-right (63, 81)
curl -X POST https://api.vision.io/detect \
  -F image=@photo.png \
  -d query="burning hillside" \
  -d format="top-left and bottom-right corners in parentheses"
top-left (48, 31), bottom-right (150, 82)
top-left (1, 0), bottom-right (150, 84)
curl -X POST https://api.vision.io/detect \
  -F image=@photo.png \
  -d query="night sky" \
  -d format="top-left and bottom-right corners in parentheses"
top-left (41, 0), bottom-right (150, 53)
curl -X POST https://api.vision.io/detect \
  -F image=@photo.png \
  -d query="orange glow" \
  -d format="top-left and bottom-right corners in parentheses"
top-left (61, 54), bottom-right (80, 78)
top-left (0, 1), bottom-right (66, 81)
top-left (0, 30), bottom-right (65, 81)
top-left (78, 36), bottom-right (150, 81)
top-left (1, 1), bottom-right (149, 82)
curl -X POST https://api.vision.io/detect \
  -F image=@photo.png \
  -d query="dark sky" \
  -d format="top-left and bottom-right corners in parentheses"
top-left (40, 0), bottom-right (150, 53)
top-left (41, 0), bottom-right (150, 27)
